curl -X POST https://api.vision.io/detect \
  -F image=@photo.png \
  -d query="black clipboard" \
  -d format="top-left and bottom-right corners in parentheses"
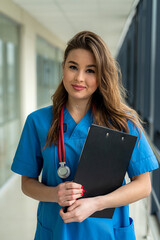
top-left (73, 124), bottom-right (137, 218)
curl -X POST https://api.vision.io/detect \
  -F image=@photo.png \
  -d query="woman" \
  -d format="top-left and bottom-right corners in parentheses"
top-left (11, 31), bottom-right (159, 240)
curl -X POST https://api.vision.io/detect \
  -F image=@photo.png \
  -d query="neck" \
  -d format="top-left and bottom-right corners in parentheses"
top-left (66, 98), bottom-right (91, 123)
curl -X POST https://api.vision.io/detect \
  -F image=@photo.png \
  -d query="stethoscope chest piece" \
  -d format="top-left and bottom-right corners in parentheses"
top-left (57, 162), bottom-right (70, 179)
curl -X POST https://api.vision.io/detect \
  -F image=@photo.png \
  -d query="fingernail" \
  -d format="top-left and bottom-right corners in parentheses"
top-left (81, 186), bottom-right (84, 189)
top-left (81, 193), bottom-right (84, 196)
top-left (82, 189), bottom-right (85, 193)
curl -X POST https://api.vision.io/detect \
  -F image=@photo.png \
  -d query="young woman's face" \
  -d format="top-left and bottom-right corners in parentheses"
top-left (62, 48), bottom-right (98, 104)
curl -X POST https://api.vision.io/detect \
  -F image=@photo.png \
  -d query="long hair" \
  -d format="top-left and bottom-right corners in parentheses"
top-left (44, 31), bottom-right (143, 147)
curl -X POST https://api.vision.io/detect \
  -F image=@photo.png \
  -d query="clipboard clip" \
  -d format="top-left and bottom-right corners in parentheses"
top-left (106, 132), bottom-right (125, 141)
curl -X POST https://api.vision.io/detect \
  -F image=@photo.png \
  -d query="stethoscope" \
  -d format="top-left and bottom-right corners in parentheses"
top-left (57, 105), bottom-right (71, 179)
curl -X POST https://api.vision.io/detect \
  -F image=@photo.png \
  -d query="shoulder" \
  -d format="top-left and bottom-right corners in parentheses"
top-left (28, 105), bottom-right (52, 118)
top-left (127, 119), bottom-right (140, 138)
top-left (26, 105), bottom-right (53, 131)
top-left (27, 105), bottom-right (53, 121)
top-left (127, 119), bottom-right (155, 159)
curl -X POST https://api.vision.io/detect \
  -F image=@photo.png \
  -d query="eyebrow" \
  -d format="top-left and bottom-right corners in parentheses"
top-left (68, 61), bottom-right (96, 68)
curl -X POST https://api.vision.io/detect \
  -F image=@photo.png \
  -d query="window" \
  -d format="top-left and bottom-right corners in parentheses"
top-left (117, 19), bottom-right (137, 108)
top-left (36, 36), bottom-right (63, 107)
top-left (0, 14), bottom-right (20, 187)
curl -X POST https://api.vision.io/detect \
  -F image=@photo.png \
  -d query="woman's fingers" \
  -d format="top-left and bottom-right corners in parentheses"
top-left (64, 193), bottom-right (83, 201)
top-left (59, 201), bottom-right (82, 223)
top-left (59, 192), bottom-right (83, 206)
top-left (64, 182), bottom-right (85, 199)
top-left (57, 186), bottom-right (84, 199)
top-left (65, 188), bottom-right (84, 196)
top-left (56, 182), bottom-right (84, 206)
top-left (60, 198), bottom-right (97, 223)
top-left (67, 201), bottom-right (79, 211)
top-left (65, 182), bottom-right (83, 190)
top-left (58, 182), bottom-right (83, 193)
top-left (60, 199), bottom-right (76, 207)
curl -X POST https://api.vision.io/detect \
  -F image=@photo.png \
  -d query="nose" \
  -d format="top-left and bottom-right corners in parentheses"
top-left (75, 70), bottom-right (85, 82)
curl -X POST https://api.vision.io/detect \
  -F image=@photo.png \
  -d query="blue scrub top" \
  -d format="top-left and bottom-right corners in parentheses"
top-left (11, 106), bottom-right (159, 240)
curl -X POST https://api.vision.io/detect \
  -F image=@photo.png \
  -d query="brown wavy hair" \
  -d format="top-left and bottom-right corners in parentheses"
top-left (44, 31), bottom-right (143, 147)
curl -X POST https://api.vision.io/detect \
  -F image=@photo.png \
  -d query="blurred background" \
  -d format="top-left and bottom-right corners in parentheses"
top-left (0, 0), bottom-right (159, 239)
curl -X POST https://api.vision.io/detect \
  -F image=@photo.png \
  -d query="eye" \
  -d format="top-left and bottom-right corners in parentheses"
top-left (86, 69), bottom-right (95, 73)
top-left (69, 65), bottom-right (77, 70)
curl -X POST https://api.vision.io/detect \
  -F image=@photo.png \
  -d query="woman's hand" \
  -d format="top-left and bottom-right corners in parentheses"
top-left (59, 197), bottom-right (98, 223)
top-left (55, 182), bottom-right (84, 207)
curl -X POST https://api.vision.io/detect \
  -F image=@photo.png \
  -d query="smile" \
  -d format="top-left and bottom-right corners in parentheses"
top-left (72, 85), bottom-right (86, 91)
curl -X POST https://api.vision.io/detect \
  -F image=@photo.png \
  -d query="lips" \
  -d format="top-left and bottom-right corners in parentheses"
top-left (72, 84), bottom-right (86, 91)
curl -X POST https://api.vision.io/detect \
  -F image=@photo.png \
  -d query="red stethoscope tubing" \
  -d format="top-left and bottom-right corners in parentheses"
top-left (58, 105), bottom-right (66, 163)
top-left (58, 104), bottom-right (94, 163)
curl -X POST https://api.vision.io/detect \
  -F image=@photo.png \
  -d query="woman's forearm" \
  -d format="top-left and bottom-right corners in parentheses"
top-left (21, 176), bottom-right (83, 206)
top-left (95, 172), bottom-right (151, 211)
top-left (21, 176), bottom-right (58, 202)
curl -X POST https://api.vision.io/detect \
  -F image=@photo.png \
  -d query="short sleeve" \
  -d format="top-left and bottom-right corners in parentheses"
top-left (11, 114), bottom-right (43, 177)
top-left (127, 121), bottom-right (159, 178)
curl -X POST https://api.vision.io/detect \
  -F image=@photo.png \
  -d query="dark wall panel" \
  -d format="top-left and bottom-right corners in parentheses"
top-left (135, 0), bottom-right (152, 130)
top-left (117, 0), bottom-right (160, 225)
top-left (154, 0), bottom-right (160, 149)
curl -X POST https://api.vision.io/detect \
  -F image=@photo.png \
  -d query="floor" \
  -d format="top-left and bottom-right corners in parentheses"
top-left (0, 176), bottom-right (37, 240)
top-left (0, 175), bottom-right (159, 240)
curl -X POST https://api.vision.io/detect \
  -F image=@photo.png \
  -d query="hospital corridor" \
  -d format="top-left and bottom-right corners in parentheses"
top-left (0, 0), bottom-right (160, 239)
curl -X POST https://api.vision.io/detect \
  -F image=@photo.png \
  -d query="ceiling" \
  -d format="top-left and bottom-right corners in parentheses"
top-left (12, 0), bottom-right (135, 56)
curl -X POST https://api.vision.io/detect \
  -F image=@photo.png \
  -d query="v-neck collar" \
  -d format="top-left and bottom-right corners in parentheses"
top-left (63, 106), bottom-right (93, 139)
